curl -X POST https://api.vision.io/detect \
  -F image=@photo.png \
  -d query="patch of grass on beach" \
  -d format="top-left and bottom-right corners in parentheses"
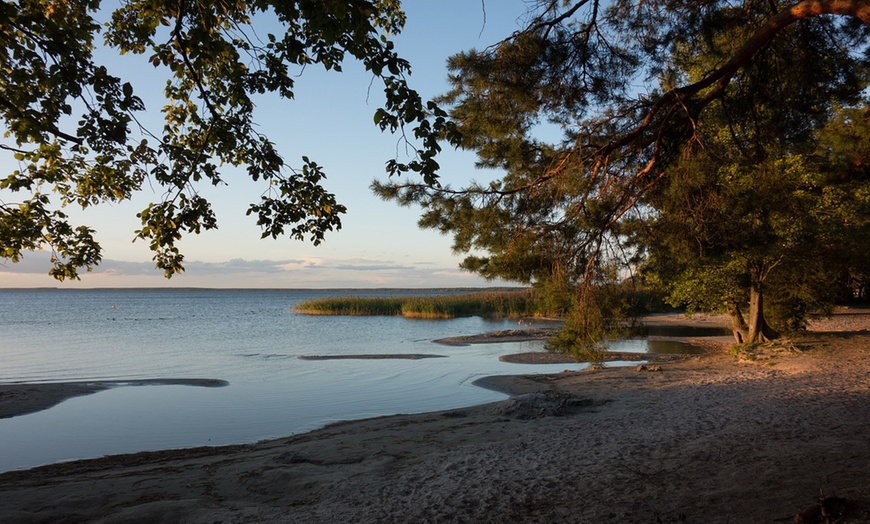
top-left (295, 291), bottom-right (537, 319)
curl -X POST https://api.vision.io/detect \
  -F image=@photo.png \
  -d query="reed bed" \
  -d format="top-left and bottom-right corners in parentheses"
top-left (295, 291), bottom-right (536, 319)
top-left (294, 296), bottom-right (405, 316)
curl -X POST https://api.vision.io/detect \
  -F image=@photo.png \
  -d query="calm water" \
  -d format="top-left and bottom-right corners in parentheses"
top-left (0, 288), bottom-right (667, 472)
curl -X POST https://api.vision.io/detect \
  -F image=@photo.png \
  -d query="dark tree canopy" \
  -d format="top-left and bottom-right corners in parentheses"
top-left (0, 0), bottom-right (452, 279)
top-left (628, 4), bottom-right (870, 342)
top-left (375, 0), bottom-right (870, 344)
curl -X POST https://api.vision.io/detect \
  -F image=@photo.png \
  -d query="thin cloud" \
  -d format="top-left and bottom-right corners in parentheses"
top-left (1, 252), bottom-right (510, 288)
top-left (185, 259), bottom-right (307, 275)
top-left (330, 264), bottom-right (416, 271)
top-left (1, 252), bottom-right (307, 276)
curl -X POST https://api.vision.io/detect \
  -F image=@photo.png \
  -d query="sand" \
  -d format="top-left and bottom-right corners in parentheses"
top-left (0, 311), bottom-right (868, 523)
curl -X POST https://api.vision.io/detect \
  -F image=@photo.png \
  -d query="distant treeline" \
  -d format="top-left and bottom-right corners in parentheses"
top-left (295, 290), bottom-right (539, 319)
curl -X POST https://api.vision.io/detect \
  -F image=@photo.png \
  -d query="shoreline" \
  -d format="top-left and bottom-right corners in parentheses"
top-left (0, 313), bottom-right (728, 421)
top-left (1, 311), bottom-right (869, 522)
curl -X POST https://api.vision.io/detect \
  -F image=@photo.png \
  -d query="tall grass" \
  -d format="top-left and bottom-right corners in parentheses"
top-left (295, 290), bottom-right (537, 319)
top-left (294, 296), bottom-right (405, 316)
top-left (295, 287), bottom-right (674, 320)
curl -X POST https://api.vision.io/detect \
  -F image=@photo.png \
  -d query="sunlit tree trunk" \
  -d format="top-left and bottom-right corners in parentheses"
top-left (726, 301), bottom-right (749, 343)
top-left (725, 265), bottom-right (781, 344)
top-left (745, 266), bottom-right (780, 344)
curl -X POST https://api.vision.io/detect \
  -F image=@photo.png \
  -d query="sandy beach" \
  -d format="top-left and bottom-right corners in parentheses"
top-left (0, 311), bottom-right (868, 523)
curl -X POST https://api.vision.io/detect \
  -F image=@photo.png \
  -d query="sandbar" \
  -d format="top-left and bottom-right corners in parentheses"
top-left (434, 326), bottom-right (556, 345)
top-left (297, 354), bottom-right (447, 360)
top-left (0, 378), bottom-right (228, 419)
top-left (499, 350), bottom-right (657, 364)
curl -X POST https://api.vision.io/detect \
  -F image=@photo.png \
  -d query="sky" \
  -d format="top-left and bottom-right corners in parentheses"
top-left (0, 1), bottom-right (534, 289)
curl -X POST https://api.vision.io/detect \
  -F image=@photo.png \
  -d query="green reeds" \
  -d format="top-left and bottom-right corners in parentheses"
top-left (295, 290), bottom-right (536, 319)
top-left (294, 296), bottom-right (405, 316)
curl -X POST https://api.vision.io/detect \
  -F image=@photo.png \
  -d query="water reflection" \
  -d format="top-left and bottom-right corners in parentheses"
top-left (644, 339), bottom-right (706, 354)
top-left (642, 324), bottom-right (731, 338)
top-left (606, 338), bottom-right (706, 355)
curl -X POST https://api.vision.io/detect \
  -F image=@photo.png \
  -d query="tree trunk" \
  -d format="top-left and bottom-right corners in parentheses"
top-left (727, 263), bottom-right (781, 345)
top-left (725, 301), bottom-right (749, 344)
top-left (746, 279), bottom-right (780, 344)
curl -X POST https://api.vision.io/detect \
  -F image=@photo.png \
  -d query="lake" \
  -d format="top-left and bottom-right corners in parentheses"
top-left (0, 289), bottom-right (579, 471)
top-left (0, 288), bottom-right (668, 472)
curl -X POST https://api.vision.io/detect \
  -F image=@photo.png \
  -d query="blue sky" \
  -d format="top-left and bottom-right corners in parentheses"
top-left (1, 1), bottom-right (533, 288)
